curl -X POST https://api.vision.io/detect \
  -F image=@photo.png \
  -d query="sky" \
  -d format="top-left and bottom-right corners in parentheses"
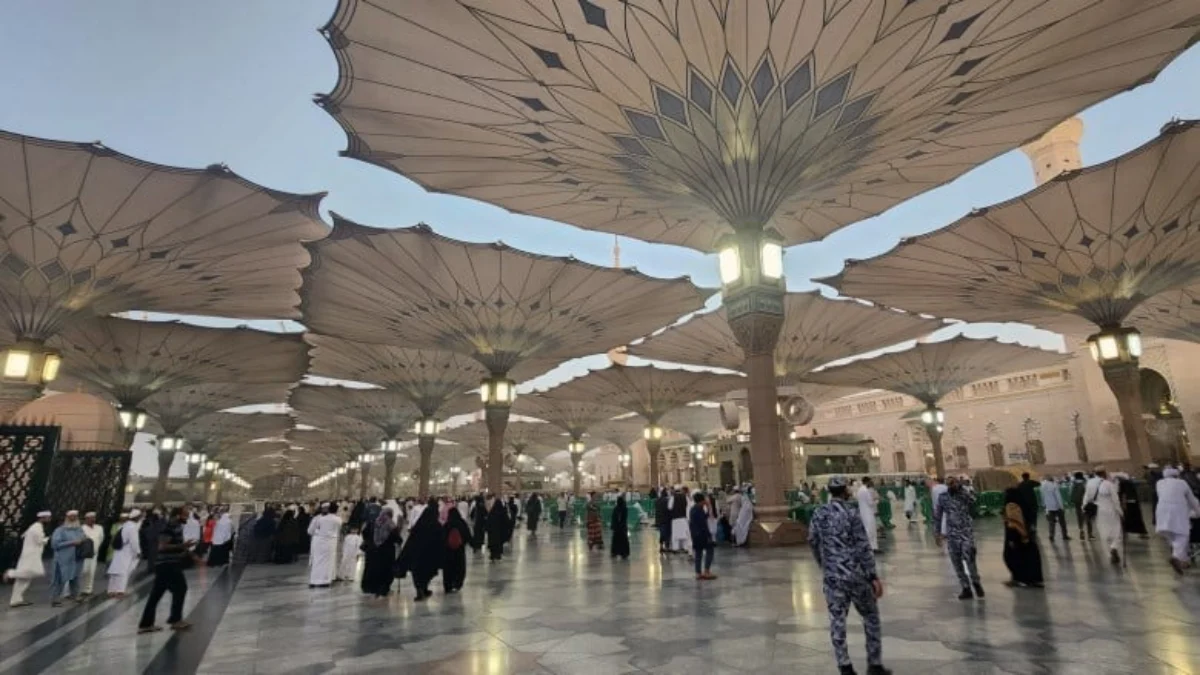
top-left (2, 1), bottom-right (1199, 478)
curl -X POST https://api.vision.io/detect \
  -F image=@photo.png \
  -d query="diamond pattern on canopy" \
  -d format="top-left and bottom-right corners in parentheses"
top-left (547, 363), bottom-right (744, 424)
top-left (289, 383), bottom-right (421, 439)
top-left (179, 412), bottom-right (293, 456)
top-left (301, 217), bottom-right (712, 373)
top-left (803, 336), bottom-right (1067, 406)
top-left (631, 291), bottom-right (940, 377)
top-left (141, 382), bottom-right (294, 434)
top-left (1127, 284), bottom-right (1200, 343)
top-left (316, 0), bottom-right (1200, 250)
top-left (55, 316), bottom-right (309, 409)
top-left (0, 130), bottom-right (328, 341)
top-left (823, 121), bottom-right (1200, 332)
top-left (510, 393), bottom-right (625, 439)
top-left (306, 334), bottom-right (504, 418)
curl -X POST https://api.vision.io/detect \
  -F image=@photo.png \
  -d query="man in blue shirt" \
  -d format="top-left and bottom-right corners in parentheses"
top-left (1040, 476), bottom-right (1069, 542)
top-left (809, 476), bottom-right (891, 675)
top-left (688, 492), bottom-right (716, 580)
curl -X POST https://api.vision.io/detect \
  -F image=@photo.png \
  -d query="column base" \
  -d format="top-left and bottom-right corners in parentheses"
top-left (747, 506), bottom-right (807, 547)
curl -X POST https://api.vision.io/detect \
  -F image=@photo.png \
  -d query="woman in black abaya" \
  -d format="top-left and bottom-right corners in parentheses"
top-left (610, 495), bottom-right (631, 560)
top-left (396, 500), bottom-right (442, 601)
top-left (486, 497), bottom-right (509, 561)
top-left (1002, 488), bottom-right (1044, 588)
top-left (469, 495), bottom-right (487, 553)
top-left (442, 507), bottom-right (472, 593)
top-left (361, 508), bottom-right (401, 598)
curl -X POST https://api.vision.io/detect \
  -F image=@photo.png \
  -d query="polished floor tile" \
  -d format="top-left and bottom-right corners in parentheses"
top-left (1, 518), bottom-right (1197, 674)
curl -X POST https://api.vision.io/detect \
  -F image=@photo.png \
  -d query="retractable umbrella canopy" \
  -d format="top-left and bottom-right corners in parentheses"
top-left (0, 130), bottom-right (327, 342)
top-left (632, 291), bottom-right (939, 377)
top-left (824, 121), bottom-right (1200, 334)
top-left (316, 0), bottom-right (1200, 249)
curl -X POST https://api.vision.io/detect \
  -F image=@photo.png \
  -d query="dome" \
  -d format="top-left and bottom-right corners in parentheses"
top-left (12, 391), bottom-right (127, 451)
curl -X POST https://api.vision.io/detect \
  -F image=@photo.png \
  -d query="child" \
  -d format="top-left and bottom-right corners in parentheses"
top-left (339, 526), bottom-right (362, 582)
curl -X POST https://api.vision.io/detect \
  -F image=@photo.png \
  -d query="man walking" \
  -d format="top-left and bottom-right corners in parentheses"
top-left (689, 492), bottom-right (716, 580)
top-left (809, 476), bottom-right (892, 675)
top-left (138, 506), bottom-right (195, 633)
top-left (5, 511), bottom-right (50, 608)
top-left (1070, 472), bottom-right (1094, 540)
top-left (78, 512), bottom-right (106, 596)
top-left (1015, 472), bottom-right (1040, 533)
top-left (1040, 476), bottom-right (1069, 542)
top-left (1155, 467), bottom-right (1200, 574)
top-left (934, 476), bottom-right (984, 600)
top-left (48, 510), bottom-right (85, 606)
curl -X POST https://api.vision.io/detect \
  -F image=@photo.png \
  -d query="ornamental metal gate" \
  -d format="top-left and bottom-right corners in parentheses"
top-left (44, 450), bottom-right (132, 528)
top-left (0, 426), bottom-right (59, 571)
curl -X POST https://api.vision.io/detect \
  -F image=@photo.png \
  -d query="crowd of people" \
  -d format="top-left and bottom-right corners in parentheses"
top-left (3, 464), bottom-right (1195, 672)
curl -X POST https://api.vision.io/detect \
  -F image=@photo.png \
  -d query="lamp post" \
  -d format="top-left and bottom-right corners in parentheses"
top-left (1, 340), bottom-right (61, 387)
top-left (185, 451), bottom-right (204, 501)
top-left (689, 442), bottom-right (705, 483)
top-left (791, 432), bottom-right (808, 484)
top-left (345, 460), bottom-right (359, 500)
top-left (358, 452), bottom-right (379, 500)
top-left (481, 376), bottom-right (516, 494)
top-left (920, 404), bottom-right (946, 478)
top-left (214, 466), bottom-right (227, 504)
top-left (619, 452), bottom-right (631, 485)
top-left (150, 432), bottom-right (180, 505)
top-left (449, 465), bottom-right (462, 494)
top-left (413, 417), bottom-right (442, 499)
top-left (643, 423), bottom-right (664, 488)
top-left (568, 439), bottom-right (585, 494)
top-left (202, 460), bottom-right (219, 503)
top-left (717, 227), bottom-right (791, 541)
top-left (1087, 326), bottom-right (1152, 465)
top-left (382, 438), bottom-right (402, 499)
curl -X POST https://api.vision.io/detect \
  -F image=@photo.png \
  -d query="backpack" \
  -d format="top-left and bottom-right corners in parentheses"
top-left (112, 530), bottom-right (125, 550)
top-left (447, 527), bottom-right (463, 551)
top-left (76, 538), bottom-right (95, 560)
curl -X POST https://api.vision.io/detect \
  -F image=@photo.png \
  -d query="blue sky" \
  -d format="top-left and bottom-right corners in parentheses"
top-left (3, 1), bottom-right (1199, 477)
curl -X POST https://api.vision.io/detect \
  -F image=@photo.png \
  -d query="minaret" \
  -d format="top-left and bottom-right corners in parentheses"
top-left (607, 235), bottom-right (629, 366)
top-left (1020, 117), bottom-right (1084, 186)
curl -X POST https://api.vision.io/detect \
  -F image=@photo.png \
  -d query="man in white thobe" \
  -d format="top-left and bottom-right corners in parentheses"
top-left (5, 511), bottom-right (51, 607)
top-left (857, 478), bottom-right (879, 552)
top-left (903, 483), bottom-right (918, 523)
top-left (930, 478), bottom-right (948, 534)
top-left (307, 504), bottom-right (341, 587)
top-left (106, 510), bottom-right (142, 597)
top-left (79, 512), bottom-right (106, 596)
top-left (732, 496), bottom-right (754, 547)
top-left (728, 490), bottom-right (743, 530)
top-left (1155, 467), bottom-right (1200, 573)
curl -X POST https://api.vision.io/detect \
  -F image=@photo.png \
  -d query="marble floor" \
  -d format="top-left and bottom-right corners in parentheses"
top-left (1, 519), bottom-right (1198, 675)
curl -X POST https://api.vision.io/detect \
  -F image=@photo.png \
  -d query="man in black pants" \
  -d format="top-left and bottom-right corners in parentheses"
top-left (138, 506), bottom-right (195, 634)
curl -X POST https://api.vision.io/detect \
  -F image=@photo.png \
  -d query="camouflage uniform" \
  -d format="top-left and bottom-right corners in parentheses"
top-left (933, 488), bottom-right (980, 590)
top-left (809, 498), bottom-right (882, 669)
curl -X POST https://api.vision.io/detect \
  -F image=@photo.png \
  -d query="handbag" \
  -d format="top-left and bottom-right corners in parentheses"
top-left (76, 538), bottom-right (95, 560)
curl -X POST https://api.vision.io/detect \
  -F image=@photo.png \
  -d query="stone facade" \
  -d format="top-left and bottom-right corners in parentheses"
top-left (795, 336), bottom-right (1199, 474)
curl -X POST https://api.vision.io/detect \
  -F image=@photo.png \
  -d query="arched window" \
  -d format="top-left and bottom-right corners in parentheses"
top-left (986, 422), bottom-right (1004, 467)
top-left (950, 427), bottom-right (969, 469)
top-left (893, 452), bottom-right (907, 473)
top-left (1023, 418), bottom-right (1045, 465)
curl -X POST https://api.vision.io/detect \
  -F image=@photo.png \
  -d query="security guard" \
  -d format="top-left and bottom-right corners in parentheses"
top-left (809, 475), bottom-right (891, 675)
